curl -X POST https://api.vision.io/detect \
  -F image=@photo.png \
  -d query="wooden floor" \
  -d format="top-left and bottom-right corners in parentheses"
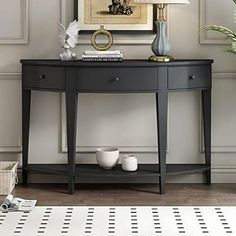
top-left (1, 184), bottom-right (236, 206)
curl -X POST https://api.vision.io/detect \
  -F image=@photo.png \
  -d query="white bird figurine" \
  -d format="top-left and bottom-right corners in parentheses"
top-left (58, 20), bottom-right (80, 61)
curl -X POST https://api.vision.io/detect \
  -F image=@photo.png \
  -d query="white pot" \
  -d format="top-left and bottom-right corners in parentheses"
top-left (96, 147), bottom-right (119, 169)
top-left (122, 154), bottom-right (138, 172)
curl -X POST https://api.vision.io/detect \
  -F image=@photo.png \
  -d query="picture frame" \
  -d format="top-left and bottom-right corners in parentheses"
top-left (74, 0), bottom-right (157, 34)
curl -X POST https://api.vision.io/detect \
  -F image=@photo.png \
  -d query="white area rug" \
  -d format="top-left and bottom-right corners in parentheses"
top-left (0, 206), bottom-right (235, 236)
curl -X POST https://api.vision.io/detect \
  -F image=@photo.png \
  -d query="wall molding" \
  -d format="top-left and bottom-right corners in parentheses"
top-left (0, 73), bottom-right (21, 153)
top-left (212, 165), bottom-right (236, 183)
top-left (0, 146), bottom-right (22, 153)
top-left (199, 0), bottom-right (231, 45)
top-left (213, 165), bottom-right (236, 173)
top-left (0, 0), bottom-right (29, 44)
top-left (200, 72), bottom-right (236, 153)
top-left (60, 94), bottom-right (170, 153)
top-left (60, 0), bottom-right (71, 26)
top-left (0, 73), bottom-right (21, 80)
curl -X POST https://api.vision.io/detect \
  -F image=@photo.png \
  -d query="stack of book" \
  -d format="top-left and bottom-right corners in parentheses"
top-left (82, 50), bottom-right (123, 62)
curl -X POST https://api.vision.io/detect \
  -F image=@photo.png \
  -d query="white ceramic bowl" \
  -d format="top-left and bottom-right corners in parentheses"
top-left (96, 147), bottom-right (119, 169)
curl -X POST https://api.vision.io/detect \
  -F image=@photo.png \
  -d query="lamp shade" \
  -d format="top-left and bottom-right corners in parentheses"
top-left (134, 0), bottom-right (189, 4)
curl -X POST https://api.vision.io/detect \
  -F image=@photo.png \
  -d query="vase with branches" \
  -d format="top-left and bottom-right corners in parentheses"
top-left (202, 0), bottom-right (236, 54)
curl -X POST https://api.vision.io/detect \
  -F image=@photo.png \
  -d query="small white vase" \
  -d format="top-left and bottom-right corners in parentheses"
top-left (122, 154), bottom-right (138, 172)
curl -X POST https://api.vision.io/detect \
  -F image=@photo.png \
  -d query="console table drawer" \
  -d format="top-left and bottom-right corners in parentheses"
top-left (168, 66), bottom-right (211, 90)
top-left (77, 68), bottom-right (157, 91)
top-left (23, 65), bottom-right (65, 89)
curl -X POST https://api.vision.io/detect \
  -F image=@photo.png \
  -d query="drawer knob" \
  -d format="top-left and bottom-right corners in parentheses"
top-left (113, 76), bottom-right (120, 82)
top-left (37, 74), bottom-right (46, 80)
top-left (189, 75), bottom-right (196, 80)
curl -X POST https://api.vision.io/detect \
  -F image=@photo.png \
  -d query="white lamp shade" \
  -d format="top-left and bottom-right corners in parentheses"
top-left (134, 0), bottom-right (190, 4)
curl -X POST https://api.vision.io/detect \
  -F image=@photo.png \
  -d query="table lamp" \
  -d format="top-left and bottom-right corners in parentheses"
top-left (134, 0), bottom-right (189, 62)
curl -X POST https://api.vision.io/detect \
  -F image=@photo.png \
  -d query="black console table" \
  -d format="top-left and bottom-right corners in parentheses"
top-left (20, 59), bottom-right (213, 194)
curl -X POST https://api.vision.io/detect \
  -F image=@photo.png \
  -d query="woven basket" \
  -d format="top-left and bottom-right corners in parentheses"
top-left (0, 162), bottom-right (18, 195)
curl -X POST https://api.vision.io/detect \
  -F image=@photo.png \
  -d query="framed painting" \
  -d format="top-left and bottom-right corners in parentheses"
top-left (74, 0), bottom-right (157, 34)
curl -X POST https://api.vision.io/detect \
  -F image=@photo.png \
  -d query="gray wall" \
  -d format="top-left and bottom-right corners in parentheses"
top-left (0, 0), bottom-right (236, 183)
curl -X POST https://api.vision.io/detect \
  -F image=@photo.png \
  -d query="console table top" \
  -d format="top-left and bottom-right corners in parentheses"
top-left (20, 59), bottom-right (214, 67)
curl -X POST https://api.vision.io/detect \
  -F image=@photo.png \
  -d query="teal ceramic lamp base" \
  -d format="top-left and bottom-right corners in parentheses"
top-left (134, 1), bottom-right (190, 62)
top-left (150, 20), bottom-right (174, 62)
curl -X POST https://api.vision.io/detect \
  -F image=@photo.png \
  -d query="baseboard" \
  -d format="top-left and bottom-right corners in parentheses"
top-left (16, 166), bottom-right (236, 184)
top-left (211, 166), bottom-right (236, 183)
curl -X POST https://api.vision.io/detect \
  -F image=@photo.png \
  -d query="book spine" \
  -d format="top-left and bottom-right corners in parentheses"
top-left (82, 58), bottom-right (123, 62)
top-left (82, 54), bottom-right (123, 59)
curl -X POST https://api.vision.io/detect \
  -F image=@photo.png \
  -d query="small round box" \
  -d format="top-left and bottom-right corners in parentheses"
top-left (122, 154), bottom-right (138, 172)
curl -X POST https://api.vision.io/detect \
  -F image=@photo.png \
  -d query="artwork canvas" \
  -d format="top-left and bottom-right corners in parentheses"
top-left (75, 0), bottom-right (156, 33)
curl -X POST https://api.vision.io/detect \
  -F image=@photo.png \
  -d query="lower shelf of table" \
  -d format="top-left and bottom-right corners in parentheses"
top-left (24, 164), bottom-right (210, 181)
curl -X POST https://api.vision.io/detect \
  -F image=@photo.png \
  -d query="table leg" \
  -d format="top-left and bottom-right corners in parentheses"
top-left (66, 91), bottom-right (78, 194)
top-left (156, 92), bottom-right (168, 194)
top-left (22, 89), bottom-right (31, 184)
top-left (202, 89), bottom-right (211, 185)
